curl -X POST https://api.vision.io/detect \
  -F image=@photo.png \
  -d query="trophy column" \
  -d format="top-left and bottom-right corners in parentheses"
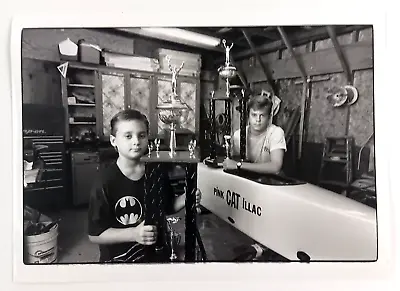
top-left (239, 89), bottom-right (247, 161)
top-left (143, 162), bottom-right (166, 262)
top-left (184, 162), bottom-right (197, 261)
top-left (209, 92), bottom-right (217, 161)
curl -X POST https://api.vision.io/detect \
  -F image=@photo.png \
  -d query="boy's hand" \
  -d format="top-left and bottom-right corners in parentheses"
top-left (195, 188), bottom-right (202, 207)
top-left (132, 221), bottom-right (157, 245)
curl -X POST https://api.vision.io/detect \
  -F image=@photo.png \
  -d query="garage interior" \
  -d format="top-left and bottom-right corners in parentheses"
top-left (22, 25), bottom-right (375, 264)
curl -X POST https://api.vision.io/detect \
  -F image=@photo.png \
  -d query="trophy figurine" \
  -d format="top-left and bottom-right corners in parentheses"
top-left (223, 135), bottom-right (231, 159)
top-left (156, 56), bottom-right (189, 158)
top-left (147, 141), bottom-right (154, 157)
top-left (188, 139), bottom-right (197, 158)
top-left (218, 39), bottom-right (237, 81)
top-left (154, 138), bottom-right (161, 157)
top-left (166, 56), bottom-right (184, 102)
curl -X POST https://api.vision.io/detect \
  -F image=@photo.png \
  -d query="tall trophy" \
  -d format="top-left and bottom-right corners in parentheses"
top-left (204, 40), bottom-right (236, 168)
top-left (156, 56), bottom-right (189, 157)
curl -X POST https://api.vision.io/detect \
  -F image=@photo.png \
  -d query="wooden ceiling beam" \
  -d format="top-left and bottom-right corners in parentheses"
top-left (217, 27), bottom-right (232, 34)
top-left (326, 25), bottom-right (353, 84)
top-left (241, 28), bottom-right (277, 95)
top-left (215, 25), bottom-right (371, 63)
top-left (277, 26), bottom-right (308, 80)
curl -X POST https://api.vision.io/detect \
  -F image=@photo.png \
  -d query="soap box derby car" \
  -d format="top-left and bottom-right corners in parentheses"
top-left (197, 163), bottom-right (377, 262)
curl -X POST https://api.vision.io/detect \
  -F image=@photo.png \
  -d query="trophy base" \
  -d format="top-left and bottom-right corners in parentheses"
top-left (169, 253), bottom-right (178, 261)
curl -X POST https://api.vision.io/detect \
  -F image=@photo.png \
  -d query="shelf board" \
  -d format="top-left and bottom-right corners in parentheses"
top-left (68, 84), bottom-right (95, 88)
top-left (69, 122), bottom-right (96, 125)
top-left (68, 103), bottom-right (96, 107)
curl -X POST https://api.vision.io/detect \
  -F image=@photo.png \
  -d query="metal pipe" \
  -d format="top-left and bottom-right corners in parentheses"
top-left (326, 25), bottom-right (353, 84)
top-left (241, 28), bottom-right (277, 95)
top-left (240, 90), bottom-right (247, 161)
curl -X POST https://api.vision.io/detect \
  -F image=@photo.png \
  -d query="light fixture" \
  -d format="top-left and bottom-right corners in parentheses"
top-left (117, 27), bottom-right (221, 48)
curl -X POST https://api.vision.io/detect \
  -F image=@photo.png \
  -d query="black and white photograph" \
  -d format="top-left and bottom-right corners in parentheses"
top-left (19, 24), bottom-right (377, 266)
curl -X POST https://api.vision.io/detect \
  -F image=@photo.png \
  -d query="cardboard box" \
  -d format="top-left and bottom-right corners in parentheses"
top-left (78, 41), bottom-right (101, 64)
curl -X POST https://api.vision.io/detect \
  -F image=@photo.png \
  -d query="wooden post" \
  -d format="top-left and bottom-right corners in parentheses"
top-left (277, 26), bottom-right (309, 159)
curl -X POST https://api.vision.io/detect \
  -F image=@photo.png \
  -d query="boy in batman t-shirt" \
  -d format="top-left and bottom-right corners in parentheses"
top-left (87, 109), bottom-right (202, 263)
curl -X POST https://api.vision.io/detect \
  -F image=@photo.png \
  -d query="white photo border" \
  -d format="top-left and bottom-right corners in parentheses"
top-left (9, 3), bottom-right (398, 289)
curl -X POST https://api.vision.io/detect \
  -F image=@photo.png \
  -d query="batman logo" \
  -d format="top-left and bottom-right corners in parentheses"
top-left (114, 196), bottom-right (143, 226)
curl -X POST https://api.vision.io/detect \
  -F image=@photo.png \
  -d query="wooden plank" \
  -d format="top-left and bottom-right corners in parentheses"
top-left (246, 41), bottom-right (372, 82)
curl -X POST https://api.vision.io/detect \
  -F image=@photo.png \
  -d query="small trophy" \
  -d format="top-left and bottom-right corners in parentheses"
top-left (154, 138), bottom-right (161, 157)
top-left (168, 230), bottom-right (181, 261)
top-left (166, 217), bottom-right (181, 261)
top-left (188, 139), bottom-right (197, 158)
top-left (147, 141), bottom-right (154, 157)
top-left (224, 135), bottom-right (231, 158)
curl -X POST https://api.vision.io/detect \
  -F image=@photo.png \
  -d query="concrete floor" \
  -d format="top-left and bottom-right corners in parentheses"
top-left (48, 207), bottom-right (261, 264)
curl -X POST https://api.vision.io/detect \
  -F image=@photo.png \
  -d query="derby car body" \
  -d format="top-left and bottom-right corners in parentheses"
top-left (197, 163), bottom-right (377, 261)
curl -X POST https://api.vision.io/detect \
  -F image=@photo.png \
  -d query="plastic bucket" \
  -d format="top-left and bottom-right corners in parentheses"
top-left (24, 222), bottom-right (59, 264)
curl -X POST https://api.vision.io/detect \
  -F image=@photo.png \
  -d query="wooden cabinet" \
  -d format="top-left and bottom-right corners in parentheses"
top-left (71, 151), bottom-right (100, 206)
top-left (98, 70), bottom-right (155, 138)
top-left (99, 71), bottom-right (126, 137)
top-left (61, 62), bottom-right (200, 143)
top-left (61, 65), bottom-right (97, 142)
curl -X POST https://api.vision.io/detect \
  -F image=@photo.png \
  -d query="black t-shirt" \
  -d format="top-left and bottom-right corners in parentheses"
top-left (87, 162), bottom-right (175, 263)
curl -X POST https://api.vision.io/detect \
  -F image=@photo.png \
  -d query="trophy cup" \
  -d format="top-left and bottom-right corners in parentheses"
top-left (156, 56), bottom-right (189, 158)
top-left (166, 217), bottom-right (181, 261)
top-left (218, 39), bottom-right (237, 99)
